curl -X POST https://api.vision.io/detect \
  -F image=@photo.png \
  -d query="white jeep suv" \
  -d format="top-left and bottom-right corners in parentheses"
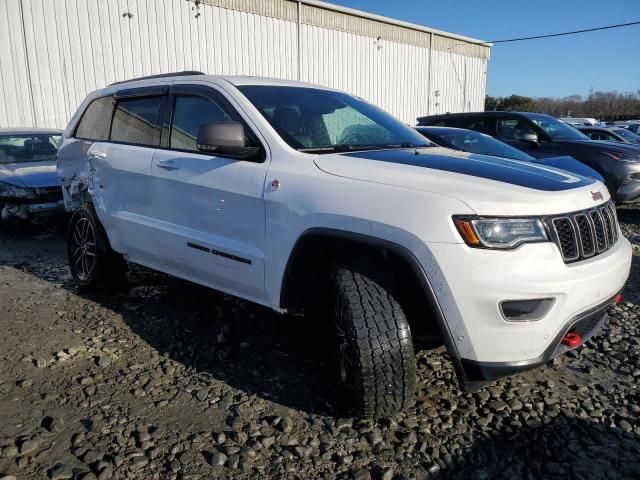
top-left (57, 72), bottom-right (632, 418)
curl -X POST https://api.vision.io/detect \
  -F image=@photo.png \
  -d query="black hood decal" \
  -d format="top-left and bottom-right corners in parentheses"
top-left (343, 149), bottom-right (595, 191)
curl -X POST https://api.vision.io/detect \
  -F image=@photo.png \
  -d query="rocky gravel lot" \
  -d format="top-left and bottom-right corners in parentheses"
top-left (0, 208), bottom-right (639, 480)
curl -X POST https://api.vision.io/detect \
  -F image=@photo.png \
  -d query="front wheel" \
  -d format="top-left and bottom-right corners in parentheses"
top-left (330, 256), bottom-right (416, 418)
top-left (67, 203), bottom-right (126, 288)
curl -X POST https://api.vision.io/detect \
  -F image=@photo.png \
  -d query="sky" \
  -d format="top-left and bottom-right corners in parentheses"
top-left (329, 0), bottom-right (640, 99)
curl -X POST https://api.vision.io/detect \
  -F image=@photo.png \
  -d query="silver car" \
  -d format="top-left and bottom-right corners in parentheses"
top-left (0, 128), bottom-right (65, 222)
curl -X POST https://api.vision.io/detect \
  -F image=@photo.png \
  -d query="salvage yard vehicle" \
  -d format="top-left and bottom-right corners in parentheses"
top-left (0, 128), bottom-right (64, 223)
top-left (418, 111), bottom-right (640, 204)
top-left (58, 72), bottom-right (632, 418)
top-left (577, 126), bottom-right (640, 145)
top-left (414, 126), bottom-right (604, 181)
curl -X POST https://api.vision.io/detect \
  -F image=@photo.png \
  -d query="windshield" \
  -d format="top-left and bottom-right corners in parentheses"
top-left (524, 114), bottom-right (590, 141)
top-left (612, 128), bottom-right (640, 143)
top-left (238, 86), bottom-right (430, 153)
top-left (0, 134), bottom-right (61, 164)
top-left (425, 129), bottom-right (534, 161)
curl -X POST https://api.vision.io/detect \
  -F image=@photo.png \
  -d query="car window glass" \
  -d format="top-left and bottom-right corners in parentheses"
top-left (0, 134), bottom-right (61, 164)
top-left (110, 96), bottom-right (163, 146)
top-left (170, 95), bottom-right (231, 151)
top-left (458, 118), bottom-right (489, 134)
top-left (496, 118), bottom-right (534, 141)
top-left (239, 85), bottom-right (428, 152)
top-left (75, 96), bottom-right (114, 140)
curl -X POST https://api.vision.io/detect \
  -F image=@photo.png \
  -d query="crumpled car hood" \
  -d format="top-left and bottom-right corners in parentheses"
top-left (0, 161), bottom-right (59, 188)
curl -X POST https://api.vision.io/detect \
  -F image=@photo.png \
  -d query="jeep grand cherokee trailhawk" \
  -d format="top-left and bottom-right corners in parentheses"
top-left (57, 72), bottom-right (632, 418)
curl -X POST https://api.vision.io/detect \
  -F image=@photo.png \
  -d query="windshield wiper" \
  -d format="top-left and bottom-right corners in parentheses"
top-left (299, 143), bottom-right (429, 153)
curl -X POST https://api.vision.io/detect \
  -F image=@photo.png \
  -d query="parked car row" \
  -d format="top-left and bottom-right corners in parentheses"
top-left (48, 72), bottom-right (632, 418)
top-left (577, 125), bottom-right (640, 145)
top-left (417, 111), bottom-right (640, 204)
top-left (414, 126), bottom-right (604, 181)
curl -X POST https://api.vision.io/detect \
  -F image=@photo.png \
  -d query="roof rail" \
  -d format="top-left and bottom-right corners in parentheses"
top-left (109, 71), bottom-right (205, 86)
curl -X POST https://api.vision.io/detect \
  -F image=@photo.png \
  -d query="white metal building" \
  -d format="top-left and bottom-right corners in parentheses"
top-left (0, 0), bottom-right (491, 129)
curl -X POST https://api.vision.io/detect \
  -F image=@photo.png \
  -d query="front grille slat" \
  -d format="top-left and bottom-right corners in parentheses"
top-left (601, 206), bottom-right (614, 246)
top-left (550, 201), bottom-right (620, 264)
top-left (552, 217), bottom-right (578, 261)
top-left (575, 214), bottom-right (595, 257)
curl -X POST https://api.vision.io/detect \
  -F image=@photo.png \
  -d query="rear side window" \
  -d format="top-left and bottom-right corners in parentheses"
top-left (75, 96), bottom-right (114, 141)
top-left (110, 96), bottom-right (163, 146)
top-left (170, 95), bottom-right (231, 151)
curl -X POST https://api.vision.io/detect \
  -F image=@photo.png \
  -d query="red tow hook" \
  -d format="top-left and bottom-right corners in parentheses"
top-left (562, 332), bottom-right (582, 348)
top-left (614, 294), bottom-right (623, 304)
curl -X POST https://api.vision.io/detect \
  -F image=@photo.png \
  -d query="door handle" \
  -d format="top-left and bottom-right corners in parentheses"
top-left (89, 151), bottom-right (107, 159)
top-left (157, 159), bottom-right (179, 171)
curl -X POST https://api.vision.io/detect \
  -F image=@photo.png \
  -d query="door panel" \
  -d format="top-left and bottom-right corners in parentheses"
top-left (149, 150), bottom-right (267, 299)
top-left (88, 142), bottom-right (157, 260)
top-left (147, 86), bottom-right (269, 301)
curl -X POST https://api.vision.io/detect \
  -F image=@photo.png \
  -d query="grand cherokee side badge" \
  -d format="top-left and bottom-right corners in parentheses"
top-left (591, 191), bottom-right (604, 201)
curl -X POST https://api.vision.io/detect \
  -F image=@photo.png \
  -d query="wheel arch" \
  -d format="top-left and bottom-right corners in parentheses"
top-left (279, 227), bottom-right (467, 386)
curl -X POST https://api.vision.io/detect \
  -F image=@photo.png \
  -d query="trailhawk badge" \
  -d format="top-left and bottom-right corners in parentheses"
top-left (591, 191), bottom-right (604, 201)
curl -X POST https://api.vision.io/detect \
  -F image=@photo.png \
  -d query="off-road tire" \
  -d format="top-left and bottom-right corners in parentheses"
top-left (330, 256), bottom-right (416, 418)
top-left (67, 203), bottom-right (126, 288)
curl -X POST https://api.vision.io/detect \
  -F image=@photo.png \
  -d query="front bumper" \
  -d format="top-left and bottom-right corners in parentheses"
top-left (1, 200), bottom-right (65, 221)
top-left (425, 234), bottom-right (632, 368)
top-left (615, 178), bottom-right (640, 204)
top-left (459, 293), bottom-right (616, 390)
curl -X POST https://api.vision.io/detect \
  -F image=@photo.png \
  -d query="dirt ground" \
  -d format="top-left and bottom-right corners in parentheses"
top-left (0, 209), bottom-right (639, 480)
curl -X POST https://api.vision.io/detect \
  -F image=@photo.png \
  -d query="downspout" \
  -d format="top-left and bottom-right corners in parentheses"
top-left (426, 32), bottom-right (433, 116)
top-left (18, 0), bottom-right (37, 126)
top-left (297, 1), bottom-right (302, 81)
top-left (463, 56), bottom-right (467, 113)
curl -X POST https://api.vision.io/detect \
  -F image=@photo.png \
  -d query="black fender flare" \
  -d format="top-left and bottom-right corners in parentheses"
top-left (280, 227), bottom-right (469, 389)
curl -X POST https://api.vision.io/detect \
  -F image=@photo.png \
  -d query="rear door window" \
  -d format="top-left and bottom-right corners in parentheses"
top-left (110, 96), bottom-right (164, 146)
top-left (75, 96), bottom-right (114, 141)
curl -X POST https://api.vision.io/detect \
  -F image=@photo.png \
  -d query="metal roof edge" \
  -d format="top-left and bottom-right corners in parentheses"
top-left (300, 0), bottom-right (492, 47)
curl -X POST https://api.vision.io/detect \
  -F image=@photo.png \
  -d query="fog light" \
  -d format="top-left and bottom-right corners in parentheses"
top-left (500, 298), bottom-right (555, 322)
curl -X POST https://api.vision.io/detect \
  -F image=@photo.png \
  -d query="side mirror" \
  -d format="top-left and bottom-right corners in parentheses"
top-left (518, 132), bottom-right (540, 147)
top-left (196, 121), bottom-right (260, 159)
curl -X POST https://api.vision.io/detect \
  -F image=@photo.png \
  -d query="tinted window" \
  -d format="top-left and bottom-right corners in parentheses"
top-left (110, 96), bottom-right (163, 146)
top-left (239, 86), bottom-right (428, 152)
top-left (496, 118), bottom-right (536, 141)
top-left (524, 113), bottom-right (589, 141)
top-left (170, 95), bottom-right (231, 151)
top-left (75, 96), bottom-right (114, 140)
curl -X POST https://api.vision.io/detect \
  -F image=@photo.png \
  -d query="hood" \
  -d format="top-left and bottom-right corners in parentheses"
top-left (314, 148), bottom-right (607, 216)
top-left (0, 161), bottom-right (59, 188)
top-left (561, 139), bottom-right (640, 156)
top-left (528, 156), bottom-right (604, 182)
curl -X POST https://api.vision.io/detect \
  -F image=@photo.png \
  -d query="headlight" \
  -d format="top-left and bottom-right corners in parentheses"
top-left (453, 217), bottom-right (548, 249)
top-left (0, 182), bottom-right (36, 199)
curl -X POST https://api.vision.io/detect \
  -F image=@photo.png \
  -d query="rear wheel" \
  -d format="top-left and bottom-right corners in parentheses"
top-left (67, 203), bottom-right (126, 288)
top-left (329, 255), bottom-right (416, 418)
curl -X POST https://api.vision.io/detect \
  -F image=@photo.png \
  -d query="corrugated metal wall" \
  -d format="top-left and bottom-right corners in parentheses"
top-left (0, 0), bottom-right (489, 129)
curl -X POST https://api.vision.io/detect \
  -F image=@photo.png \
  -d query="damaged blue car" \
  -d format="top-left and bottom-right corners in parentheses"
top-left (0, 128), bottom-right (64, 222)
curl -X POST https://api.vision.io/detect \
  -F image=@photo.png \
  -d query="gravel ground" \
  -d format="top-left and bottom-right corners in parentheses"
top-left (0, 208), bottom-right (639, 480)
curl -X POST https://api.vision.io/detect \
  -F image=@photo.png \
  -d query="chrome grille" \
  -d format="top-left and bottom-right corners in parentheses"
top-left (548, 202), bottom-right (619, 263)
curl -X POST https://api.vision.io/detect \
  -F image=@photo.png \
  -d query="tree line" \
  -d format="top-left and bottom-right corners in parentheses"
top-left (485, 90), bottom-right (640, 120)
